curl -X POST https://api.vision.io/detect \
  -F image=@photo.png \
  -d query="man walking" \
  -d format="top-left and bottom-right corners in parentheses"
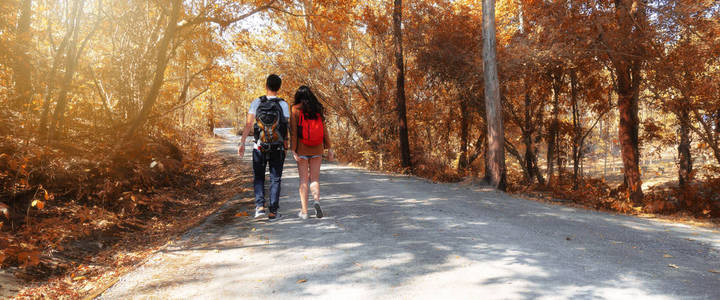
top-left (238, 74), bottom-right (290, 221)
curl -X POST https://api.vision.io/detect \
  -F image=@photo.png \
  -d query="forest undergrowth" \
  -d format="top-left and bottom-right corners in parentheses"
top-left (339, 144), bottom-right (720, 224)
top-left (1, 108), bottom-right (251, 298)
top-left (505, 170), bottom-right (720, 222)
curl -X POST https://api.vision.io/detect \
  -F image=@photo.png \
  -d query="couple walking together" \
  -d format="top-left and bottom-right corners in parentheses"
top-left (238, 74), bottom-right (334, 221)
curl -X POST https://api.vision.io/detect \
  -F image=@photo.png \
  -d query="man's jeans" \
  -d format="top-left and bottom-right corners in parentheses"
top-left (253, 148), bottom-right (285, 213)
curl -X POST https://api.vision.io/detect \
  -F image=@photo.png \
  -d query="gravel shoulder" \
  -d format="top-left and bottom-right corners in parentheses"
top-left (99, 128), bottom-right (720, 299)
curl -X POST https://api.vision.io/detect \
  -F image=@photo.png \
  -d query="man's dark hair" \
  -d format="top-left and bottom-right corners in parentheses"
top-left (266, 74), bottom-right (282, 92)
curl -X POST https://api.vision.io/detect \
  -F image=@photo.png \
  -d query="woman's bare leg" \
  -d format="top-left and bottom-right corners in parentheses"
top-left (296, 158), bottom-right (310, 214)
top-left (309, 156), bottom-right (322, 203)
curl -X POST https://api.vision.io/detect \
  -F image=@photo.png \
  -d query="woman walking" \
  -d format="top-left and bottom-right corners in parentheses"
top-left (290, 86), bottom-right (334, 219)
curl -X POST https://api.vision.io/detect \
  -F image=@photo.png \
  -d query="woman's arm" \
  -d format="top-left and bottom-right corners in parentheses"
top-left (290, 106), bottom-right (299, 153)
top-left (323, 119), bottom-right (333, 150)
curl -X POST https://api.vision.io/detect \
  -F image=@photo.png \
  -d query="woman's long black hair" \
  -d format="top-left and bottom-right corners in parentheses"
top-left (294, 85), bottom-right (324, 120)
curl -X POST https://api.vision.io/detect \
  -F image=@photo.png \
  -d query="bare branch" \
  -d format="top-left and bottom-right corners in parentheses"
top-left (179, 0), bottom-right (278, 30)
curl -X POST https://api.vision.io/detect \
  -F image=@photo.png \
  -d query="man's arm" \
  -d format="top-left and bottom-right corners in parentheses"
top-left (282, 102), bottom-right (290, 150)
top-left (284, 121), bottom-right (290, 150)
top-left (238, 113), bottom-right (255, 157)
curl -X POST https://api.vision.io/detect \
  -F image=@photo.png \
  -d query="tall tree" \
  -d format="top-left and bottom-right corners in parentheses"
top-left (123, 0), bottom-right (276, 139)
top-left (546, 67), bottom-right (563, 184)
top-left (677, 98), bottom-right (692, 187)
top-left (482, 0), bottom-right (506, 190)
top-left (49, 0), bottom-right (101, 140)
top-left (393, 0), bottom-right (412, 171)
top-left (11, 0), bottom-right (32, 109)
top-left (124, 0), bottom-right (182, 139)
top-left (40, 0), bottom-right (88, 139)
top-left (602, 0), bottom-right (648, 203)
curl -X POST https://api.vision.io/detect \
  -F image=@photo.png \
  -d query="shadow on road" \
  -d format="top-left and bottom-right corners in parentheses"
top-left (103, 129), bottom-right (720, 299)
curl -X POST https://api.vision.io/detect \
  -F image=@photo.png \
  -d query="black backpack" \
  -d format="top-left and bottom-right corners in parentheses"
top-left (253, 96), bottom-right (287, 150)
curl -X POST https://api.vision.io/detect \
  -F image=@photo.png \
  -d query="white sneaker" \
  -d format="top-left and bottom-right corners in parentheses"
top-left (313, 201), bottom-right (323, 218)
top-left (298, 211), bottom-right (308, 220)
top-left (255, 207), bottom-right (267, 218)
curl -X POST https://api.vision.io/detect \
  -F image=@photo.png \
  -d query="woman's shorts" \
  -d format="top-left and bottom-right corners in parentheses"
top-left (298, 154), bottom-right (322, 160)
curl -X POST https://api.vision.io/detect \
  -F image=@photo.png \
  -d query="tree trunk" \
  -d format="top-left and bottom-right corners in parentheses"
top-left (392, 0), bottom-right (412, 171)
top-left (124, 0), bottom-right (181, 139)
top-left (39, 28), bottom-right (73, 138)
top-left (522, 87), bottom-right (532, 183)
top-left (547, 69), bottom-right (563, 185)
top-left (468, 129), bottom-right (486, 168)
top-left (602, 118), bottom-right (608, 179)
top-left (458, 99), bottom-right (469, 172)
top-left (48, 0), bottom-right (85, 140)
top-left (49, 39), bottom-right (80, 140)
top-left (570, 70), bottom-right (581, 189)
top-left (557, 138), bottom-right (563, 179)
top-left (677, 99), bottom-right (692, 188)
top-left (609, 0), bottom-right (645, 203)
top-left (522, 84), bottom-right (544, 185)
top-left (690, 108), bottom-right (720, 166)
top-left (11, 0), bottom-right (33, 109)
top-left (208, 97), bottom-right (215, 134)
top-left (616, 65), bottom-right (643, 202)
top-left (482, 0), bottom-right (506, 190)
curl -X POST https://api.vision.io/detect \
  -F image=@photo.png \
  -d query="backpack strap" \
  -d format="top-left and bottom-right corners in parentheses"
top-left (273, 98), bottom-right (287, 123)
top-left (254, 96), bottom-right (267, 116)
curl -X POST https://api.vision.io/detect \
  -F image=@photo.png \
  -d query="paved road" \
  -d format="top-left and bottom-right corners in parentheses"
top-left (100, 128), bottom-right (720, 299)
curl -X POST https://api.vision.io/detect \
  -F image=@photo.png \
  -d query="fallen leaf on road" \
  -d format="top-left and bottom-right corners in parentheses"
top-left (668, 264), bottom-right (679, 269)
top-left (235, 211), bottom-right (249, 217)
top-left (709, 270), bottom-right (719, 274)
top-left (252, 228), bottom-right (256, 231)
top-left (663, 254), bottom-right (673, 258)
top-left (297, 279), bottom-right (307, 283)
top-left (73, 276), bottom-right (86, 281)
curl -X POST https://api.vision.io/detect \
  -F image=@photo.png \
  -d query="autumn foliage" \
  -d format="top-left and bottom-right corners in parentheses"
top-left (1, 0), bottom-right (720, 294)
top-left (0, 0), bottom-right (269, 288)
top-left (237, 0), bottom-right (720, 216)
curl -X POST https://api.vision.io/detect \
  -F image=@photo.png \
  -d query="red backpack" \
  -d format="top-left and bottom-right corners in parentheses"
top-left (298, 111), bottom-right (324, 146)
